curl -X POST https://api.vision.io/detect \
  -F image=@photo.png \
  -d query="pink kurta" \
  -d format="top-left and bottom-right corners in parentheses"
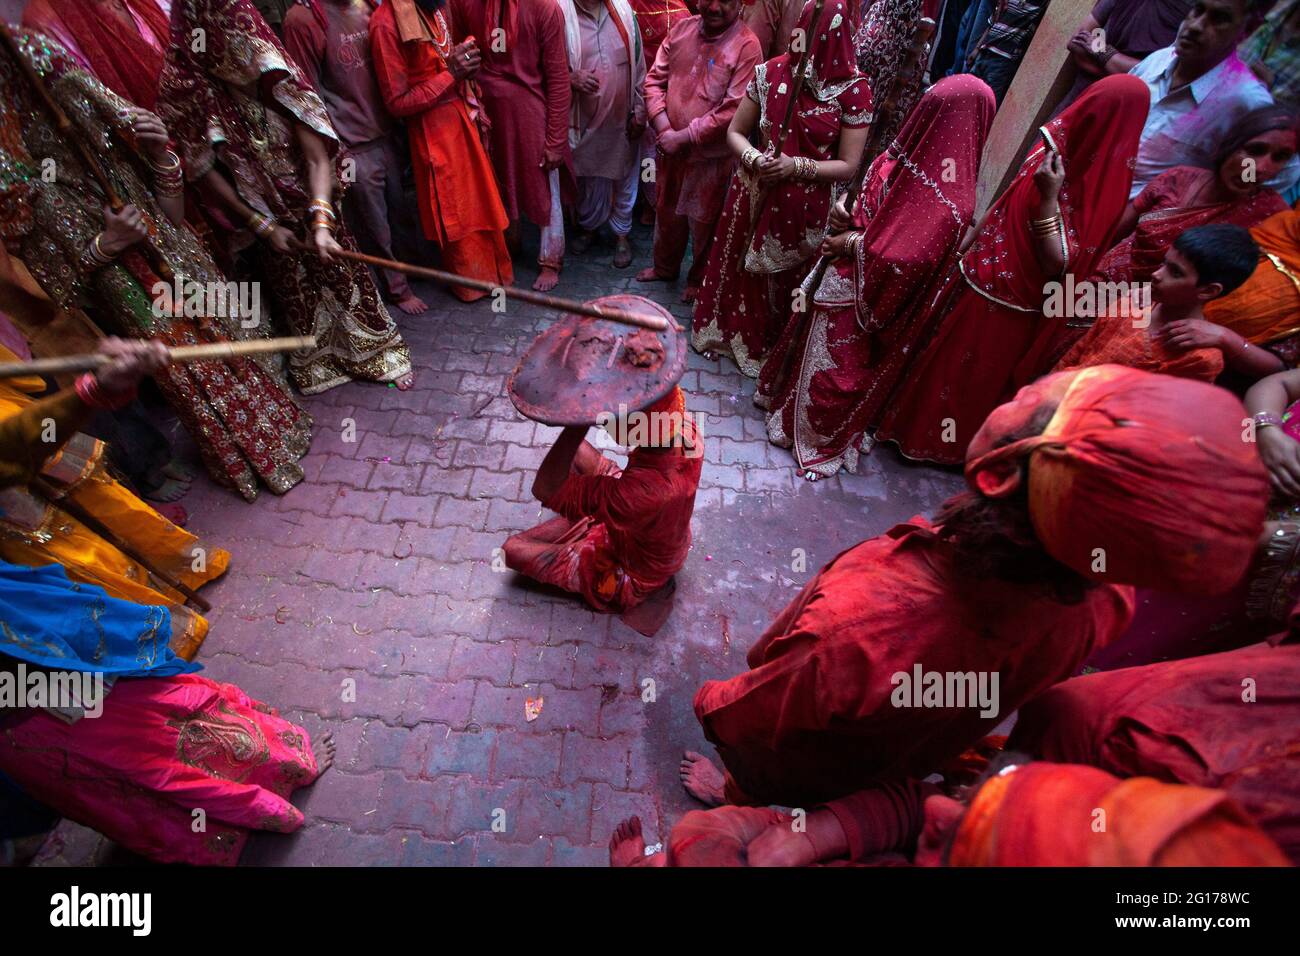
top-left (645, 15), bottom-right (760, 224)
top-left (448, 0), bottom-right (572, 227)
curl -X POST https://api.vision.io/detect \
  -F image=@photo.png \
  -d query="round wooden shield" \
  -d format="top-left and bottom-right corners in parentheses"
top-left (507, 295), bottom-right (686, 427)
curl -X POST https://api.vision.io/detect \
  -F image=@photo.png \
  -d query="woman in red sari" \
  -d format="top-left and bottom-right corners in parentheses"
top-left (873, 74), bottom-right (1149, 465)
top-left (158, 0), bottom-right (413, 394)
top-left (692, 0), bottom-right (873, 377)
top-left (756, 75), bottom-right (995, 479)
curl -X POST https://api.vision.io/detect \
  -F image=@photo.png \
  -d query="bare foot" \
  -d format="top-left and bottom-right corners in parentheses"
top-left (394, 293), bottom-right (429, 315)
top-left (162, 459), bottom-right (197, 483)
top-left (636, 266), bottom-right (673, 283)
top-left (533, 266), bottom-right (560, 292)
top-left (681, 285), bottom-right (700, 304)
top-left (609, 815), bottom-right (647, 867)
top-left (680, 750), bottom-right (726, 806)
top-left (144, 477), bottom-right (190, 504)
top-left (613, 237), bottom-right (633, 269)
top-left (312, 731), bottom-right (336, 777)
top-left (394, 372), bottom-right (416, 391)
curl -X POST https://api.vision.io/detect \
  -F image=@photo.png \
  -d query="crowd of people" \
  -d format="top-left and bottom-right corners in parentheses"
top-left (1, 0), bottom-right (1299, 869)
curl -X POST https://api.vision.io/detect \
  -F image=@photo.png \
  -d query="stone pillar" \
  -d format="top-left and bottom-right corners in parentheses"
top-left (974, 0), bottom-right (1097, 219)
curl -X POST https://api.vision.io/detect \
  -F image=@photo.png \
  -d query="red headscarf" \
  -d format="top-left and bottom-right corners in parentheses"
top-left (966, 365), bottom-right (1269, 594)
top-left (23, 0), bottom-right (171, 108)
top-left (766, 0), bottom-right (861, 129)
top-left (948, 763), bottom-right (1289, 866)
top-left (961, 74), bottom-right (1149, 313)
top-left (825, 74), bottom-right (995, 332)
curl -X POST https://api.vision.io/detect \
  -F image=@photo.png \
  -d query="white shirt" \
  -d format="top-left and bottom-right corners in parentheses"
top-left (1128, 46), bottom-right (1297, 199)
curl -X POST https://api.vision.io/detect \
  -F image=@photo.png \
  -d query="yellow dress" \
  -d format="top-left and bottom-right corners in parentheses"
top-left (0, 345), bottom-right (229, 659)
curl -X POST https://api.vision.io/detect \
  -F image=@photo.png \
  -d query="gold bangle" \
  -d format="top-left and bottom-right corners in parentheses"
top-left (149, 149), bottom-right (182, 174)
top-left (93, 232), bottom-right (114, 261)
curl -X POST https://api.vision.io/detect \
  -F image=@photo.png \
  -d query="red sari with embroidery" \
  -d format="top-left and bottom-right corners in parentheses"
top-left (874, 75), bottom-right (1149, 464)
top-left (756, 75), bottom-right (994, 478)
top-left (692, 0), bottom-right (872, 377)
top-left (158, 0), bottom-right (412, 395)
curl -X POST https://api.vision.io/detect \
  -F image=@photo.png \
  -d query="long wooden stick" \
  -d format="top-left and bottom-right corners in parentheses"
top-left (0, 336), bottom-right (317, 379)
top-left (30, 479), bottom-right (212, 612)
top-left (0, 21), bottom-right (175, 282)
top-left (334, 249), bottom-right (674, 332)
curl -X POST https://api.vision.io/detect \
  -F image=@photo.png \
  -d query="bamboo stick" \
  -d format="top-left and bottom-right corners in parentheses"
top-left (30, 479), bottom-right (212, 612)
top-left (0, 336), bottom-right (317, 379)
top-left (333, 249), bottom-right (674, 332)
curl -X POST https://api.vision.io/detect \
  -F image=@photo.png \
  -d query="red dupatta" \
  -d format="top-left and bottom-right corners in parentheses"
top-left (23, 0), bottom-right (171, 108)
top-left (960, 74), bottom-right (1149, 313)
top-left (816, 74), bottom-right (995, 331)
top-left (746, 0), bottom-right (869, 272)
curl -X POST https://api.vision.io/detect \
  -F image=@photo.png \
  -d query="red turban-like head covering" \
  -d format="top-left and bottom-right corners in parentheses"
top-left (964, 366), bottom-right (1268, 594)
top-left (947, 763), bottom-right (1289, 866)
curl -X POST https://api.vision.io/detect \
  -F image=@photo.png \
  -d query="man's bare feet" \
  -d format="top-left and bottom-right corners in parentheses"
top-left (144, 477), bottom-right (190, 504)
top-left (311, 731), bottom-right (336, 778)
top-left (393, 293), bottom-right (429, 315)
top-left (394, 372), bottom-right (416, 391)
top-left (609, 815), bottom-right (648, 866)
top-left (680, 750), bottom-right (726, 806)
top-left (681, 285), bottom-right (700, 304)
top-left (636, 266), bottom-right (673, 283)
top-left (533, 266), bottom-right (560, 292)
top-left (613, 236), bottom-right (633, 269)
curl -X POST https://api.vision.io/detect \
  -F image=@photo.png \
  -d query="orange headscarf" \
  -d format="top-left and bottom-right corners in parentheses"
top-left (965, 366), bottom-right (1268, 594)
top-left (948, 763), bottom-right (1289, 866)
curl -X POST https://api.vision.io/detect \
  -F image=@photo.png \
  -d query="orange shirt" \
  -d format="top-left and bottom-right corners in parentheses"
top-left (369, 1), bottom-right (508, 243)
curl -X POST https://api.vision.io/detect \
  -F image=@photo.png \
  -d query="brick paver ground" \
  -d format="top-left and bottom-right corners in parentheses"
top-left (33, 222), bottom-right (963, 867)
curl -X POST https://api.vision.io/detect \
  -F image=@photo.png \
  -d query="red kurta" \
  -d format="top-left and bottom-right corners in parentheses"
top-left (1008, 640), bottom-right (1300, 863)
top-left (693, 517), bottom-right (1135, 806)
top-left (369, 0), bottom-right (512, 298)
top-left (447, 0), bottom-right (572, 227)
top-left (538, 426), bottom-right (703, 609)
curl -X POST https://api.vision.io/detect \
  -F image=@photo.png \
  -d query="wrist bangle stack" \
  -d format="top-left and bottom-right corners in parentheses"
top-left (308, 198), bottom-right (337, 233)
top-left (149, 148), bottom-right (184, 198)
top-left (247, 211), bottom-right (278, 239)
top-left (1254, 411), bottom-right (1284, 430)
top-left (794, 156), bottom-right (818, 181)
top-left (741, 147), bottom-right (761, 172)
top-left (75, 372), bottom-right (136, 411)
top-left (1031, 213), bottom-right (1063, 237)
top-left (80, 232), bottom-right (116, 272)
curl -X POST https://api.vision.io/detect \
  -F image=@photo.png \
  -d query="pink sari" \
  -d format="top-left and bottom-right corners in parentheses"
top-left (692, 0), bottom-right (872, 377)
top-left (756, 75), bottom-right (995, 477)
top-left (0, 674), bottom-right (319, 865)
